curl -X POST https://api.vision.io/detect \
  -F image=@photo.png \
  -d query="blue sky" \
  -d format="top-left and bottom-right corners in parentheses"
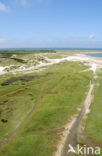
top-left (0, 0), bottom-right (102, 48)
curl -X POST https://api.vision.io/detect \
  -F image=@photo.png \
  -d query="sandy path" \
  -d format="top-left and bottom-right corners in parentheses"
top-left (0, 54), bottom-right (102, 75)
top-left (0, 54), bottom-right (101, 154)
top-left (54, 80), bottom-right (95, 156)
top-left (54, 56), bottom-right (98, 156)
top-left (0, 67), bottom-right (6, 75)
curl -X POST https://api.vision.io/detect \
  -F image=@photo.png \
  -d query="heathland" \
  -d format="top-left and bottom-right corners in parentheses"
top-left (0, 49), bottom-right (102, 156)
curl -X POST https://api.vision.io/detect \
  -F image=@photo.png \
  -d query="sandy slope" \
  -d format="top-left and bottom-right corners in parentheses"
top-left (0, 54), bottom-right (102, 75)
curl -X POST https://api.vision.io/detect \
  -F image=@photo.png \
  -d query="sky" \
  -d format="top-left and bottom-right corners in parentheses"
top-left (0, 0), bottom-right (102, 48)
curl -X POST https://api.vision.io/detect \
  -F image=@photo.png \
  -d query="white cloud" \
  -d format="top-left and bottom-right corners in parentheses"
top-left (0, 2), bottom-right (10, 12)
top-left (89, 34), bottom-right (95, 39)
top-left (0, 2), bottom-right (7, 11)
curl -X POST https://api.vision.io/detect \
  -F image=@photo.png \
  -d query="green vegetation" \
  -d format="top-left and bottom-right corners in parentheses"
top-left (0, 52), bottom-right (49, 68)
top-left (0, 49), bottom-right (55, 66)
top-left (0, 49), bottom-right (56, 55)
top-left (81, 70), bottom-right (102, 155)
top-left (0, 61), bottom-right (93, 156)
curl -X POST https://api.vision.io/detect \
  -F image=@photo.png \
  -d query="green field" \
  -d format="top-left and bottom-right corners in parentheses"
top-left (80, 70), bottom-right (102, 155)
top-left (0, 60), bottom-right (93, 156)
top-left (0, 49), bottom-right (56, 54)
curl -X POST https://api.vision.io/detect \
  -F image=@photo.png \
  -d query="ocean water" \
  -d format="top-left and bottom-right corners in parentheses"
top-left (86, 53), bottom-right (102, 58)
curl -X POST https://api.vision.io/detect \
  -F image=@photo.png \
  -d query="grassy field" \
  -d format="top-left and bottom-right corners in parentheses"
top-left (80, 69), bottom-right (102, 155)
top-left (0, 49), bottom-right (56, 54)
top-left (0, 61), bottom-right (93, 156)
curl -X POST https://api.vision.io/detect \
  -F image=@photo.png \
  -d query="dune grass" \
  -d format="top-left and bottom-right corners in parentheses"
top-left (0, 61), bottom-right (93, 156)
top-left (84, 70), bottom-right (102, 153)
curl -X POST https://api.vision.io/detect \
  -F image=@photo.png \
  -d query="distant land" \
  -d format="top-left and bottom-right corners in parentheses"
top-left (0, 48), bottom-right (102, 51)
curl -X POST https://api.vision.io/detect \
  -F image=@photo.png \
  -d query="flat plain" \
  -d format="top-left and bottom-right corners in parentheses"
top-left (0, 50), bottom-right (102, 156)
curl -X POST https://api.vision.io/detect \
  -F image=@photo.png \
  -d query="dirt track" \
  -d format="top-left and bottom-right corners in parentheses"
top-left (0, 54), bottom-right (100, 155)
top-left (61, 82), bottom-right (95, 156)
top-left (54, 54), bottom-right (100, 156)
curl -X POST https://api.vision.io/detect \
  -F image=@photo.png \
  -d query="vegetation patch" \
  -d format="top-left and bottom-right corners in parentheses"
top-left (0, 61), bottom-right (93, 156)
top-left (11, 58), bottom-right (27, 63)
top-left (1, 73), bottom-right (52, 86)
top-left (78, 70), bottom-right (102, 155)
top-left (0, 49), bottom-right (56, 55)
